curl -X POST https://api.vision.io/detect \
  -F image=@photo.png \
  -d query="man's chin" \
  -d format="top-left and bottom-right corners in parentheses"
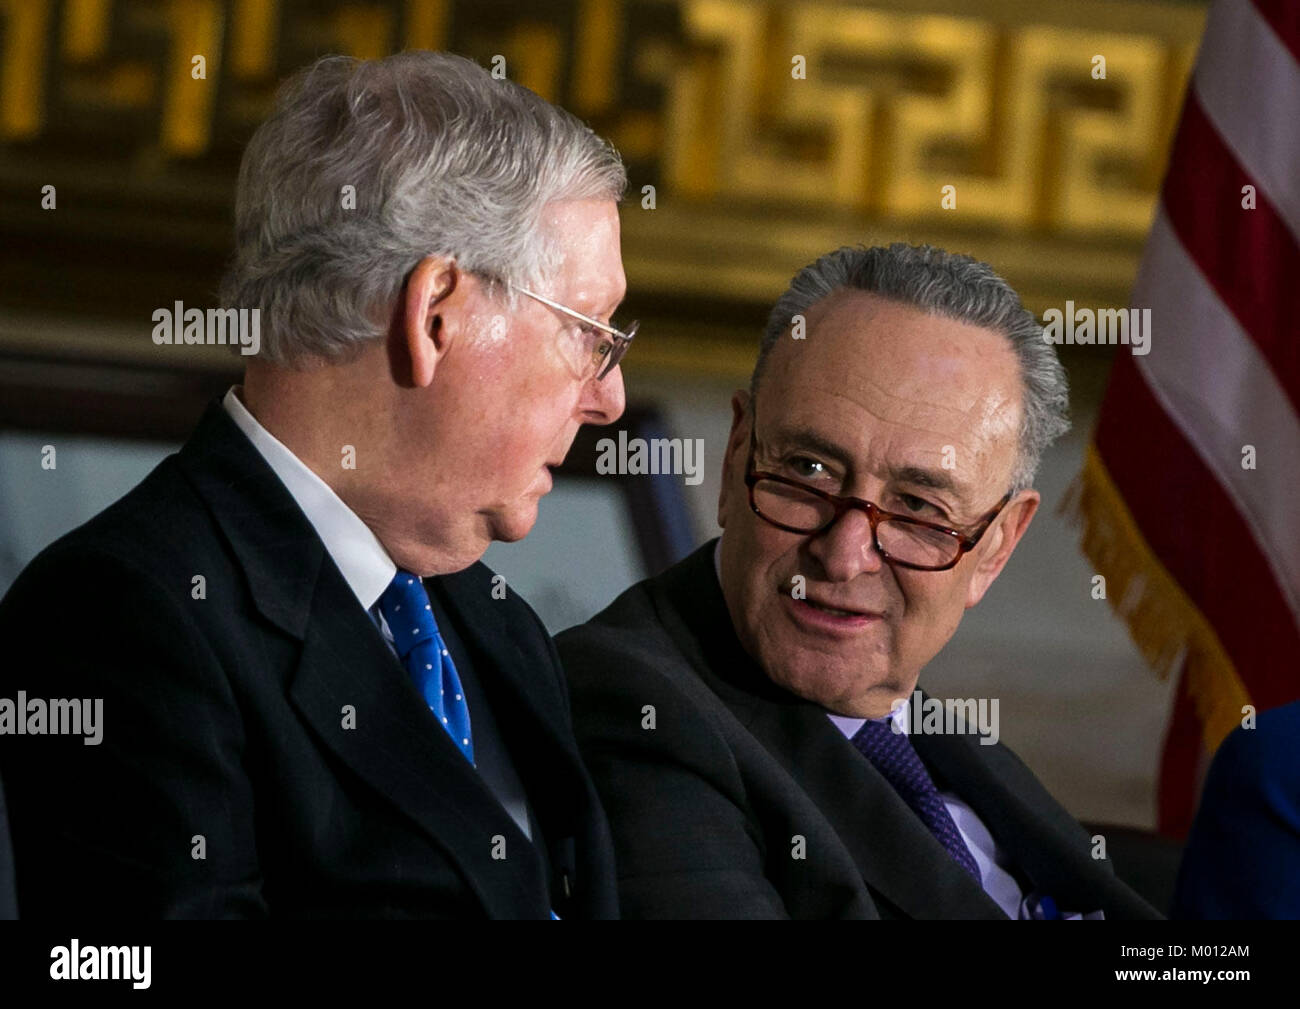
top-left (766, 648), bottom-right (902, 714)
top-left (490, 502), bottom-right (540, 544)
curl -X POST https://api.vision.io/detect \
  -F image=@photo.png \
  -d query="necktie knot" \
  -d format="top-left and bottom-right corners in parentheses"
top-left (379, 572), bottom-right (437, 657)
top-left (851, 717), bottom-right (932, 801)
top-left (377, 570), bottom-right (474, 764)
top-left (851, 715), bottom-right (982, 882)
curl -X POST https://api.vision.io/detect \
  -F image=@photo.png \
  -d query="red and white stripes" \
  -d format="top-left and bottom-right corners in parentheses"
top-left (1077, 0), bottom-right (1300, 834)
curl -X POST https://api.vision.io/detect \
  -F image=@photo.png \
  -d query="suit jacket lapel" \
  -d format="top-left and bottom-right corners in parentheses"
top-left (176, 400), bottom-right (548, 917)
top-left (288, 575), bottom-right (547, 917)
top-left (714, 671), bottom-right (1005, 919)
top-left (657, 544), bottom-right (1006, 919)
top-left (432, 568), bottom-right (585, 844)
top-left (434, 567), bottom-right (619, 918)
top-left (912, 726), bottom-right (1106, 912)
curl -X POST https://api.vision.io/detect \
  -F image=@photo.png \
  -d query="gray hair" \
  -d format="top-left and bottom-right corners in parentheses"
top-left (753, 243), bottom-right (1070, 493)
top-left (220, 51), bottom-right (626, 365)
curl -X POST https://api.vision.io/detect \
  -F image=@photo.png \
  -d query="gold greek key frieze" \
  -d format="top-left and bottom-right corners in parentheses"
top-left (665, 1), bottom-right (1199, 235)
top-left (0, 0), bottom-right (1206, 322)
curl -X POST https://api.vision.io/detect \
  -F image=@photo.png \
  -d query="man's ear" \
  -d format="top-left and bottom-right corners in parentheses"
top-left (964, 490), bottom-right (1039, 608)
top-left (716, 389), bottom-right (751, 529)
top-left (402, 256), bottom-right (461, 388)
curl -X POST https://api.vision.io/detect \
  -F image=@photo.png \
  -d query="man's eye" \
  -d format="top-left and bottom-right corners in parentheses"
top-left (592, 334), bottom-right (614, 360)
top-left (898, 493), bottom-right (942, 517)
top-left (787, 456), bottom-right (828, 479)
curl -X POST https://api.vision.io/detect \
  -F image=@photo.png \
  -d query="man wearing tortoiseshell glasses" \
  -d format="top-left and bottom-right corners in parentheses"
top-left (558, 243), bottom-right (1159, 920)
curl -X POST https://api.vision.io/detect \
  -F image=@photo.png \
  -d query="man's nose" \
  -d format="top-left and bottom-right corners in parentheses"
top-left (582, 365), bottom-right (626, 424)
top-left (806, 507), bottom-right (885, 581)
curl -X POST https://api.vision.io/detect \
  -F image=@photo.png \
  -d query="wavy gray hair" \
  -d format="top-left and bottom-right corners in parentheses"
top-left (220, 51), bottom-right (627, 365)
top-left (753, 243), bottom-right (1070, 493)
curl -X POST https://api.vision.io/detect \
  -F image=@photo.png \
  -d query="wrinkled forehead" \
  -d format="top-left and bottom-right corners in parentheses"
top-left (758, 290), bottom-right (1024, 487)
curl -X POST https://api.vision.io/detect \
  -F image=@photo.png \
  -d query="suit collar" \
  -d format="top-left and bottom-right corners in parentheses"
top-left (911, 729), bottom-right (1106, 911)
top-left (176, 399), bottom-right (325, 640)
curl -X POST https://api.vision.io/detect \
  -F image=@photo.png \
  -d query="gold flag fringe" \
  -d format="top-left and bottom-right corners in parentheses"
top-left (1059, 443), bottom-right (1250, 755)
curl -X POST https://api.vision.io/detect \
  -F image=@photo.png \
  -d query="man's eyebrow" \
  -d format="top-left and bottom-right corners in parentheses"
top-left (888, 464), bottom-right (969, 500)
top-left (769, 426), bottom-right (857, 468)
top-left (773, 427), bottom-right (973, 501)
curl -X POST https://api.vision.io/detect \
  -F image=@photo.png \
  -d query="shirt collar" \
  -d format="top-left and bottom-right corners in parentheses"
top-left (222, 386), bottom-right (396, 610)
top-left (827, 699), bottom-right (908, 739)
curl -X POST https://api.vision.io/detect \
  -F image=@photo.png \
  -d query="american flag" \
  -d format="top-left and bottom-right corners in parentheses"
top-left (1065, 0), bottom-right (1300, 837)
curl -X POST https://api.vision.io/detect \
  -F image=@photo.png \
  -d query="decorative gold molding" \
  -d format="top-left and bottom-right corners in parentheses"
top-left (0, 0), bottom-right (1208, 374)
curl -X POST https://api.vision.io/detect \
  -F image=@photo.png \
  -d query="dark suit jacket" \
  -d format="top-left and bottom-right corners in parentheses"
top-left (1173, 700), bottom-right (1300, 919)
top-left (558, 541), bottom-right (1158, 919)
top-left (0, 400), bottom-right (617, 919)
top-left (0, 777), bottom-right (15, 919)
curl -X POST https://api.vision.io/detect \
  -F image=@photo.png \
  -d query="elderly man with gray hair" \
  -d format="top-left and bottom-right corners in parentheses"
top-left (558, 243), bottom-right (1160, 919)
top-left (0, 51), bottom-right (631, 918)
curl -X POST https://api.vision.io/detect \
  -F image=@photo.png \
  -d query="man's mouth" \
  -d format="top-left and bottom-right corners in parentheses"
top-left (783, 590), bottom-right (884, 632)
top-left (802, 599), bottom-right (866, 618)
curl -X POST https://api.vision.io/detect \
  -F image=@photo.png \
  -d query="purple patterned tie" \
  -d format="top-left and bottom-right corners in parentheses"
top-left (851, 718), bottom-right (981, 881)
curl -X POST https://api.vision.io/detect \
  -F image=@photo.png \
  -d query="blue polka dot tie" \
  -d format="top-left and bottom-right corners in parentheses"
top-left (851, 718), bottom-right (981, 881)
top-left (379, 571), bottom-right (474, 765)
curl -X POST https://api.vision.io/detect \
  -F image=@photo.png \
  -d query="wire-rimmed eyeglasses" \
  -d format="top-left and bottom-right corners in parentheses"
top-left (515, 286), bottom-right (637, 381)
